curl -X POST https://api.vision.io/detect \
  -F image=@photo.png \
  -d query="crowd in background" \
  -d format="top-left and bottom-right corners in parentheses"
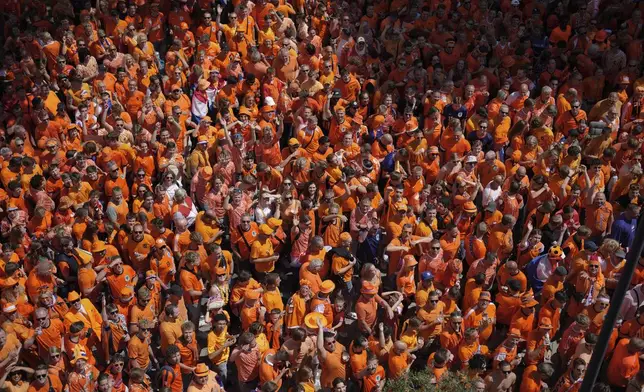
top-left (2, 0), bottom-right (644, 391)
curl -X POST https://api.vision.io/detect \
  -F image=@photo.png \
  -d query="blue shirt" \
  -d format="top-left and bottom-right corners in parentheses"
top-left (357, 229), bottom-right (382, 263)
top-left (611, 214), bottom-right (638, 249)
top-left (382, 151), bottom-right (396, 173)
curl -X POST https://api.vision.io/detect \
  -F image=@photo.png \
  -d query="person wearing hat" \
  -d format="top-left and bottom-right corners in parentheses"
top-left (0, 301), bottom-right (33, 344)
top-left (240, 288), bottom-right (265, 332)
top-left (331, 232), bottom-right (358, 293)
top-left (355, 281), bottom-right (394, 336)
top-left (454, 200), bottom-right (478, 238)
top-left (396, 255), bottom-right (418, 299)
top-left (463, 291), bottom-right (496, 344)
top-left (68, 347), bottom-right (100, 391)
top-left (491, 328), bottom-right (522, 371)
top-left (509, 295), bottom-right (539, 340)
top-left (567, 238), bottom-right (599, 284)
top-left (284, 279), bottom-right (313, 329)
top-left (76, 247), bottom-right (101, 302)
top-left (525, 245), bottom-right (565, 293)
top-left (415, 271), bottom-right (436, 309)
top-left (310, 280), bottom-right (335, 327)
top-left (90, 240), bottom-right (119, 267)
top-left (63, 291), bottom-right (103, 344)
top-left (186, 134), bottom-right (211, 179)
top-left (187, 361), bottom-right (222, 392)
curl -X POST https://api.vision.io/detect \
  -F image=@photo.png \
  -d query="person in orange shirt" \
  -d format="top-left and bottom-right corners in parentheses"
top-left (128, 318), bottom-right (159, 371)
top-left (497, 260), bottom-right (528, 293)
top-left (315, 316), bottom-right (347, 389)
top-left (521, 362), bottom-right (555, 392)
top-left (387, 341), bottom-right (414, 379)
top-left (180, 252), bottom-right (205, 327)
top-left (457, 327), bottom-right (489, 369)
top-left (250, 224), bottom-right (279, 276)
top-left (28, 365), bottom-right (64, 392)
top-left (463, 291), bottom-right (496, 343)
top-left (357, 354), bottom-right (386, 392)
top-left (240, 289), bottom-right (264, 332)
top-left (607, 337), bottom-right (644, 388)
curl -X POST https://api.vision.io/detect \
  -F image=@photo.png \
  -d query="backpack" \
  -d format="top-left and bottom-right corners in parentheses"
top-left (156, 365), bottom-right (176, 388)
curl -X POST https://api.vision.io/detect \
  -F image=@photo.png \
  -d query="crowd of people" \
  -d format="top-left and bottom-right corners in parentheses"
top-left (3, 0), bottom-right (644, 391)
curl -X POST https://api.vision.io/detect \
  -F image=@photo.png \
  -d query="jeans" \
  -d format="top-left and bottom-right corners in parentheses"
top-left (211, 362), bottom-right (228, 385)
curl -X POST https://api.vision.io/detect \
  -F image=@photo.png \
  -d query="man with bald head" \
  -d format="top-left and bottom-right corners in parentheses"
top-left (497, 260), bottom-right (528, 293)
top-left (388, 341), bottom-right (414, 379)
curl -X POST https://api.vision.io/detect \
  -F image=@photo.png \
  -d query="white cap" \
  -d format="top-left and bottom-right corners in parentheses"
top-left (264, 97), bottom-right (276, 106)
top-left (465, 155), bottom-right (478, 164)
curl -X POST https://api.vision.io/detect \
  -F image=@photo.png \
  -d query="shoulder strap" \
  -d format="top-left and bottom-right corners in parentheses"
top-left (158, 365), bottom-right (176, 386)
top-left (238, 226), bottom-right (253, 250)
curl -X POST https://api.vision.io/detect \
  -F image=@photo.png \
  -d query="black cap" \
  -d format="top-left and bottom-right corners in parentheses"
top-left (584, 241), bottom-right (598, 252)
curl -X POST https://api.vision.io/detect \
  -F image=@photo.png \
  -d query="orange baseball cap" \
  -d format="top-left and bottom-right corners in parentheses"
top-left (319, 280), bottom-right (336, 294)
